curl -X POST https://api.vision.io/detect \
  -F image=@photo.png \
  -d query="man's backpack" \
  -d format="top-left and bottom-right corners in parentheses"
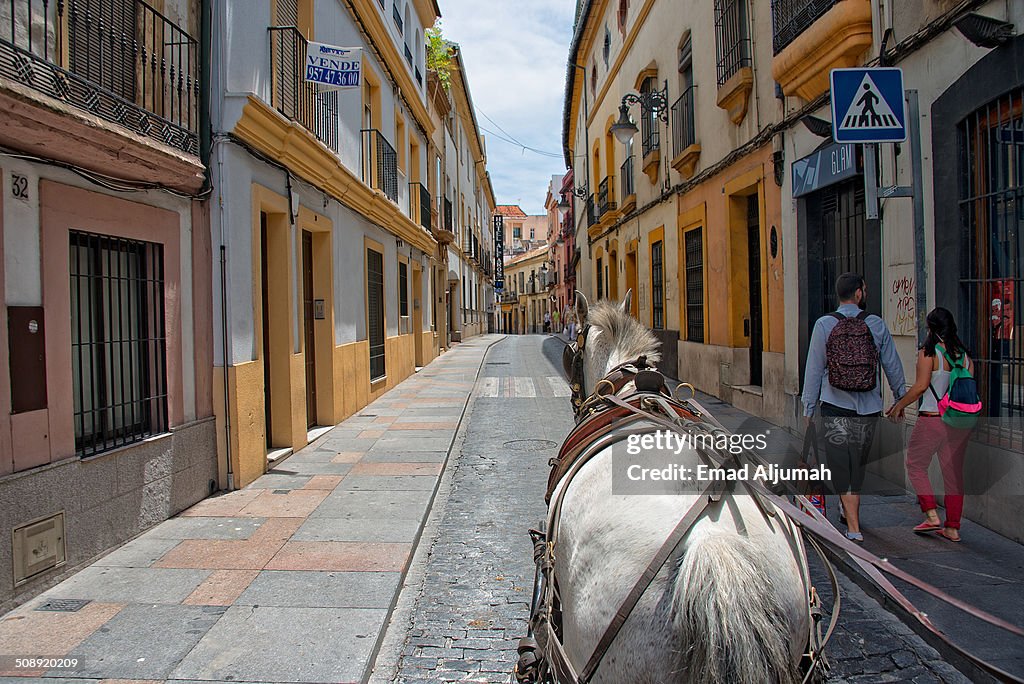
top-left (930, 345), bottom-right (982, 430)
top-left (825, 311), bottom-right (879, 392)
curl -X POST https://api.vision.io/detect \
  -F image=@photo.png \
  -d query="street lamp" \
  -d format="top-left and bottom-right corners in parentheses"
top-left (610, 82), bottom-right (669, 145)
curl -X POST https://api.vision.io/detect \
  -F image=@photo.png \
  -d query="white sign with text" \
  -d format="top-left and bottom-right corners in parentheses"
top-left (305, 43), bottom-right (361, 90)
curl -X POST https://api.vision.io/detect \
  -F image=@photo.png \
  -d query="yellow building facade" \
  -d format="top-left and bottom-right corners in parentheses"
top-left (564, 0), bottom-right (787, 421)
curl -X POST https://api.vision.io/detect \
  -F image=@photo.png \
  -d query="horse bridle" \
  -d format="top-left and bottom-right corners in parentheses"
top-left (561, 325), bottom-right (590, 415)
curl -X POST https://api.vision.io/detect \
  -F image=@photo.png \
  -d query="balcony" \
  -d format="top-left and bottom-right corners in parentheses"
top-left (360, 128), bottom-right (398, 203)
top-left (0, 0), bottom-right (200, 156)
top-left (620, 156), bottom-right (636, 212)
top-left (270, 26), bottom-right (340, 153)
top-left (409, 182), bottom-right (431, 233)
top-left (714, 0), bottom-right (753, 124)
top-left (670, 86), bottom-right (700, 178)
top-left (771, 0), bottom-right (872, 101)
top-left (596, 175), bottom-right (616, 224)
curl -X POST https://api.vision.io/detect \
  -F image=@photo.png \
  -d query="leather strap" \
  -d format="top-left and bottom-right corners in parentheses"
top-left (579, 480), bottom-right (719, 683)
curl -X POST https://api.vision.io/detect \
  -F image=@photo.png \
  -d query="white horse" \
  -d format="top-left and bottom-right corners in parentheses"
top-left (551, 292), bottom-right (811, 683)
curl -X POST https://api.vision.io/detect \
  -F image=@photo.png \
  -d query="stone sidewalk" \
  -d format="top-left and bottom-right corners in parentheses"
top-left (0, 335), bottom-right (505, 684)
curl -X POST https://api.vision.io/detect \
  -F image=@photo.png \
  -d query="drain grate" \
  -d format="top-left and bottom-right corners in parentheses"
top-left (36, 599), bottom-right (90, 612)
top-left (503, 439), bottom-right (558, 452)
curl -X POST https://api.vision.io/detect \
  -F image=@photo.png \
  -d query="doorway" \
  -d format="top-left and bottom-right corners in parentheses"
top-left (412, 265), bottom-right (424, 366)
top-left (261, 213), bottom-right (273, 447)
top-left (301, 230), bottom-right (316, 428)
top-left (625, 248), bottom-right (638, 318)
top-left (747, 195), bottom-right (763, 387)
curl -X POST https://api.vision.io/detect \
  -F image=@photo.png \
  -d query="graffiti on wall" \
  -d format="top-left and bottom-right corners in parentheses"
top-left (888, 266), bottom-right (917, 337)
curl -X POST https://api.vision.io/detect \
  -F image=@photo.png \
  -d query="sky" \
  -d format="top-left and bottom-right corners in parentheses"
top-left (438, 0), bottom-right (577, 216)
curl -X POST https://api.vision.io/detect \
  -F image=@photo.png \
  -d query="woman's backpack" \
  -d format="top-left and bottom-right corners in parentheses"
top-left (929, 345), bottom-right (982, 430)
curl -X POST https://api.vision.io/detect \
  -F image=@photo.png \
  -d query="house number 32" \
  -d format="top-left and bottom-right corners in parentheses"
top-left (11, 174), bottom-right (29, 202)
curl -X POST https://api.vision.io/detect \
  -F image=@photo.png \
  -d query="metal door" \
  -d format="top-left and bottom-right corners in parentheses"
top-left (747, 195), bottom-right (763, 386)
top-left (302, 231), bottom-right (316, 428)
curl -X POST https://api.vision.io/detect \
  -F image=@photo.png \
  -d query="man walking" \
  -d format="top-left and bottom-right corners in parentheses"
top-left (801, 273), bottom-right (906, 542)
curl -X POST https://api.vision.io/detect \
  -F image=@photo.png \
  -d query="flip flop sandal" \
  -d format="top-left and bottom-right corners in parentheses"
top-left (913, 521), bottom-right (943, 533)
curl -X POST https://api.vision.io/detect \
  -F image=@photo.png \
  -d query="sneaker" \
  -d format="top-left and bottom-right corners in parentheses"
top-left (845, 531), bottom-right (864, 543)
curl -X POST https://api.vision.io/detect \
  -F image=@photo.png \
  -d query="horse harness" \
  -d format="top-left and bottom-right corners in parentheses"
top-left (517, 338), bottom-right (838, 684)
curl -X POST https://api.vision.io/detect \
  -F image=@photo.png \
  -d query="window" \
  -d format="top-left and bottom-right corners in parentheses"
top-left (603, 26), bottom-right (611, 67)
top-left (367, 248), bottom-right (386, 381)
top-left (530, 227), bottom-right (535, 240)
top-left (617, 0), bottom-right (629, 35)
top-left (640, 77), bottom-right (661, 158)
top-left (714, 0), bottom-right (751, 88)
top-left (513, 224), bottom-right (522, 239)
top-left (596, 257), bottom-right (604, 299)
top-left (399, 261), bottom-right (409, 318)
top-left (591, 62), bottom-right (597, 98)
top-left (651, 240), bottom-right (664, 329)
top-left (672, 35), bottom-right (697, 157)
top-left (957, 88), bottom-right (1024, 449)
top-left (70, 231), bottom-right (167, 457)
top-left (685, 228), bottom-right (705, 343)
top-left (393, 0), bottom-right (403, 35)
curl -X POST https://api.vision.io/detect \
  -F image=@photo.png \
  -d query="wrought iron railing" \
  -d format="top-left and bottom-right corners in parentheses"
top-left (443, 197), bottom-right (453, 233)
top-left (597, 175), bottom-right (616, 218)
top-left (360, 128), bottom-right (398, 203)
top-left (270, 26), bottom-right (340, 153)
top-left (671, 86), bottom-right (697, 158)
top-left (392, 1), bottom-right (402, 34)
top-left (771, 0), bottom-right (837, 54)
top-left (409, 182), bottom-right (431, 232)
top-left (620, 156), bottom-right (634, 202)
top-left (0, 0), bottom-right (200, 155)
top-left (714, 0), bottom-right (752, 87)
top-left (586, 194), bottom-right (599, 228)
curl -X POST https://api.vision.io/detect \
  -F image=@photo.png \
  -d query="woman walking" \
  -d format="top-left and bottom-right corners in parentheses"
top-left (886, 308), bottom-right (973, 542)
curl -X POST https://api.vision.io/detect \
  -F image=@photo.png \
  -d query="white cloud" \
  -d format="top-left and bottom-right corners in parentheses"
top-left (439, 0), bottom-right (576, 214)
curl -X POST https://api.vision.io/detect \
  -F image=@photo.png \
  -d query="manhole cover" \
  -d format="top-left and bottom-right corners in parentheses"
top-left (502, 439), bottom-right (558, 451)
top-left (36, 599), bottom-right (90, 612)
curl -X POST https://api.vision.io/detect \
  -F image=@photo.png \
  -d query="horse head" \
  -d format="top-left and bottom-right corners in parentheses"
top-left (571, 289), bottom-right (661, 399)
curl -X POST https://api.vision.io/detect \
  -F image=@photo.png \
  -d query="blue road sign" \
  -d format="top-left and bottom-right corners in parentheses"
top-left (830, 67), bottom-right (906, 143)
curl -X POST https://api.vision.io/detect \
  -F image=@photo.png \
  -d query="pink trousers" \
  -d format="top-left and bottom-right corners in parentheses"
top-left (905, 416), bottom-right (971, 529)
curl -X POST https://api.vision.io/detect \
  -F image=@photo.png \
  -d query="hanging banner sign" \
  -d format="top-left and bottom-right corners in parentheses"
top-left (305, 43), bottom-right (362, 90)
top-left (493, 214), bottom-right (505, 291)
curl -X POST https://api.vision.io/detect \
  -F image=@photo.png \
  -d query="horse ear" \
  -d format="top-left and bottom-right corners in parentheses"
top-left (575, 290), bottom-right (589, 326)
top-left (622, 289), bottom-right (633, 314)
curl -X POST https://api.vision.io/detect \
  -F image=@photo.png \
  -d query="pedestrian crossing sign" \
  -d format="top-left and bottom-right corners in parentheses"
top-left (830, 67), bottom-right (906, 143)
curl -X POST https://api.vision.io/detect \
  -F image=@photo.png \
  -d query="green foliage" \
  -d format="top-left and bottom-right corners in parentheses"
top-left (426, 21), bottom-right (454, 91)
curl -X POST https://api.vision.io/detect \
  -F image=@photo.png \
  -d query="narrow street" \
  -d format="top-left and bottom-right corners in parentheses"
top-left (0, 335), bottom-right (989, 683)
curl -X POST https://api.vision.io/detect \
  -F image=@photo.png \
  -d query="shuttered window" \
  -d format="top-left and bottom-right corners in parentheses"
top-left (68, 0), bottom-right (138, 102)
top-left (651, 240), bottom-right (664, 330)
top-left (367, 248), bottom-right (386, 381)
top-left (685, 228), bottom-right (705, 343)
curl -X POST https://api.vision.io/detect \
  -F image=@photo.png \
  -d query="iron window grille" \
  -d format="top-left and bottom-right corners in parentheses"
top-left (770, 0), bottom-right (837, 55)
top-left (410, 182), bottom-right (431, 232)
top-left (597, 175), bottom-right (616, 218)
top-left (0, 0), bottom-right (200, 155)
top-left (651, 240), bottom-right (664, 329)
top-left (360, 128), bottom-right (399, 203)
top-left (713, 0), bottom-right (751, 88)
top-left (270, 26), bottom-right (340, 153)
top-left (587, 194), bottom-right (599, 228)
top-left (367, 248), bottom-right (386, 381)
top-left (443, 197), bottom-right (454, 233)
top-left (620, 155), bottom-right (635, 202)
top-left (596, 257), bottom-right (604, 300)
top-left (70, 230), bottom-right (167, 458)
top-left (640, 77), bottom-right (661, 157)
top-left (399, 261), bottom-right (409, 315)
top-left (671, 85), bottom-right (697, 158)
top-left (685, 228), bottom-right (705, 343)
top-left (957, 87), bottom-right (1024, 450)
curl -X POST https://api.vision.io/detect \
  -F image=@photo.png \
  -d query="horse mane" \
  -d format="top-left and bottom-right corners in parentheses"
top-left (588, 300), bottom-right (662, 364)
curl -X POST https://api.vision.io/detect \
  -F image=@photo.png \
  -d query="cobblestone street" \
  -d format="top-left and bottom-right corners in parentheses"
top-left (371, 334), bottom-right (971, 684)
